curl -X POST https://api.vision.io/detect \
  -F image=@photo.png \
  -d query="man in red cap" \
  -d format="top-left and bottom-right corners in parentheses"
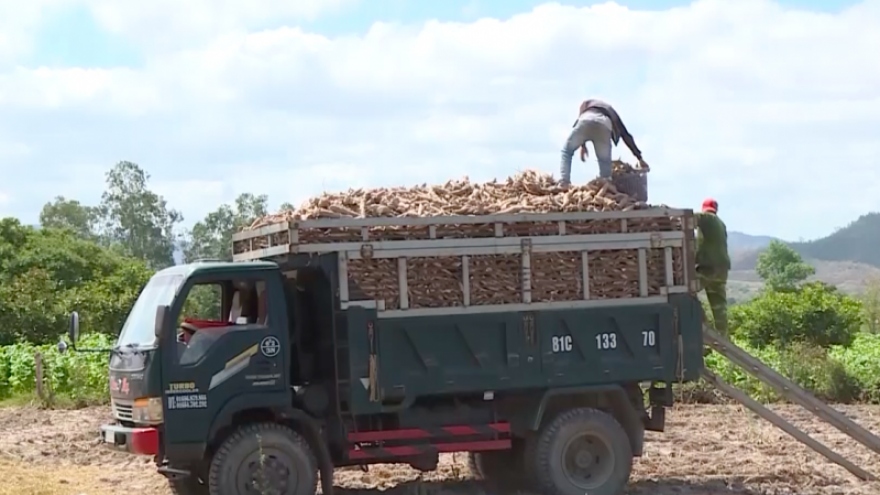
top-left (696, 198), bottom-right (730, 334)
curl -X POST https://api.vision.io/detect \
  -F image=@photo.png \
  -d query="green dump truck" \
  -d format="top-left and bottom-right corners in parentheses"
top-left (69, 208), bottom-right (704, 495)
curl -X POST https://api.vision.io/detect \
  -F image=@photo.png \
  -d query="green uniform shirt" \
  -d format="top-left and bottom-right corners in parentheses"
top-left (695, 212), bottom-right (731, 272)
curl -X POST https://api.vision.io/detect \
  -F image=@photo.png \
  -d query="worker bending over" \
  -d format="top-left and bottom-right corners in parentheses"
top-left (559, 98), bottom-right (649, 187)
top-left (695, 198), bottom-right (731, 334)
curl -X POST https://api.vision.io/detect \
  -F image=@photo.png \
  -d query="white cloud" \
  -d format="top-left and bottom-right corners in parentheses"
top-left (83, 0), bottom-right (359, 54)
top-left (0, 0), bottom-right (879, 241)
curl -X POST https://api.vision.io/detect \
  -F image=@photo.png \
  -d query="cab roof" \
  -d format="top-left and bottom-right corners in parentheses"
top-left (155, 260), bottom-right (279, 278)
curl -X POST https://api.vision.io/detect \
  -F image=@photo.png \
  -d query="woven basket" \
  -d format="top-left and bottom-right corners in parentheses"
top-left (612, 172), bottom-right (648, 202)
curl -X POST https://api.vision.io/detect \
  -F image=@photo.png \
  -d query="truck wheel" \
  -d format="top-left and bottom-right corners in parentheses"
top-left (532, 408), bottom-right (633, 495)
top-left (468, 439), bottom-right (531, 490)
top-left (208, 422), bottom-right (318, 495)
top-left (169, 476), bottom-right (208, 495)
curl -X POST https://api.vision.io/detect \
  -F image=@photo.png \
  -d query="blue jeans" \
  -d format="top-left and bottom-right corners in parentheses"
top-left (559, 114), bottom-right (613, 185)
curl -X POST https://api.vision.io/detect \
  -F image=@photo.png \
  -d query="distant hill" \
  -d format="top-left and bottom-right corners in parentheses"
top-left (728, 231), bottom-right (778, 251)
top-left (790, 213), bottom-right (880, 267)
top-left (725, 213), bottom-right (880, 301)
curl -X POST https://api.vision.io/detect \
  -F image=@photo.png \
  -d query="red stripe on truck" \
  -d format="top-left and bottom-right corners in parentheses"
top-left (346, 422), bottom-right (509, 442)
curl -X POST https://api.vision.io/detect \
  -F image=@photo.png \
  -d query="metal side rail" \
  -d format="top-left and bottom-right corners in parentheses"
top-left (703, 325), bottom-right (880, 457)
top-left (701, 369), bottom-right (876, 481)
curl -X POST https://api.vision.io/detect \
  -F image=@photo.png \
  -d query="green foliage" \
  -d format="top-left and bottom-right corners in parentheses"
top-left (183, 193), bottom-right (268, 262)
top-left (0, 334), bottom-right (113, 405)
top-left (861, 276), bottom-right (880, 333)
top-left (755, 240), bottom-right (815, 291)
top-left (97, 161), bottom-right (183, 269)
top-left (0, 219), bottom-right (153, 345)
top-left (700, 335), bottom-right (868, 404)
top-left (730, 281), bottom-right (863, 349)
top-left (829, 332), bottom-right (880, 403)
top-left (39, 196), bottom-right (100, 240)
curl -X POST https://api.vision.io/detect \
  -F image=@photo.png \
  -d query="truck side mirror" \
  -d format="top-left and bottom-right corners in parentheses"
top-left (155, 305), bottom-right (170, 338)
top-left (68, 311), bottom-right (80, 344)
top-left (59, 311), bottom-right (80, 354)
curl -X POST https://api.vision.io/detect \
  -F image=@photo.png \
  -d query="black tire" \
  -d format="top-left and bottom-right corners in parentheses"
top-left (468, 439), bottom-right (533, 491)
top-left (169, 476), bottom-right (209, 495)
top-left (208, 422), bottom-right (318, 495)
top-left (532, 408), bottom-right (633, 495)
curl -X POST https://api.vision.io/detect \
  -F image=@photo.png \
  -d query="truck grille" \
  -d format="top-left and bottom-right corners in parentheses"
top-left (112, 399), bottom-right (134, 421)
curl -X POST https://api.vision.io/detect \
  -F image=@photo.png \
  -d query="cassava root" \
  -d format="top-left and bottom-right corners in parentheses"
top-left (238, 162), bottom-right (683, 309)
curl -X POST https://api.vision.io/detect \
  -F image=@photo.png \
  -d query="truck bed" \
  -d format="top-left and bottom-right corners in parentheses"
top-left (232, 209), bottom-right (698, 317)
top-left (342, 293), bottom-right (704, 414)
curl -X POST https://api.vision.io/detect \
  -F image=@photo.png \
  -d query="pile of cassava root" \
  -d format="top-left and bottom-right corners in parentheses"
top-left (239, 163), bottom-right (681, 308)
top-left (249, 161), bottom-right (651, 229)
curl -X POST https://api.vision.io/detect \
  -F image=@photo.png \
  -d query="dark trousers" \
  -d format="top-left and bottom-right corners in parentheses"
top-left (698, 268), bottom-right (728, 334)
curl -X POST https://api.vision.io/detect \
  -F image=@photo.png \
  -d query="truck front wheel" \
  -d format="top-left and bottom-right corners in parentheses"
top-left (208, 422), bottom-right (318, 495)
top-left (531, 407), bottom-right (633, 495)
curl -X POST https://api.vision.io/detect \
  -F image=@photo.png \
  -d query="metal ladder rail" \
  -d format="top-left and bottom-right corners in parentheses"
top-left (701, 369), bottom-right (876, 481)
top-left (703, 325), bottom-right (880, 457)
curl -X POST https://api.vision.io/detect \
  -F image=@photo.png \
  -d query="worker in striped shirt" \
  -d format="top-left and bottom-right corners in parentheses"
top-left (559, 99), bottom-right (649, 186)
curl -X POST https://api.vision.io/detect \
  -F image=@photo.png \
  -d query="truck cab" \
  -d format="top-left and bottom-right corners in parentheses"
top-left (80, 260), bottom-right (321, 494)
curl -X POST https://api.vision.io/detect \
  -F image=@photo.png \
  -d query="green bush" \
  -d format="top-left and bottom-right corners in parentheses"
top-left (830, 332), bottom-right (880, 403)
top-left (730, 282), bottom-right (863, 349)
top-left (0, 333), bottom-right (112, 405)
top-left (688, 332), bottom-right (876, 404)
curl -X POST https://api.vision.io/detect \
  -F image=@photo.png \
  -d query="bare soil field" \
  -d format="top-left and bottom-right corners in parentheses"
top-left (1, 404), bottom-right (880, 495)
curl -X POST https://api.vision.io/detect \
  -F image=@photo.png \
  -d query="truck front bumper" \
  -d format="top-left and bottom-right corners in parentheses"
top-left (100, 423), bottom-right (159, 456)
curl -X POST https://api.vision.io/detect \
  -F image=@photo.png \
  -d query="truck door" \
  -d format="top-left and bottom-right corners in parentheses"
top-left (159, 271), bottom-right (292, 462)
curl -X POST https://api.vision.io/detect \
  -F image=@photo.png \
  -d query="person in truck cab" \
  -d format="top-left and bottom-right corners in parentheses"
top-left (559, 98), bottom-right (649, 187)
top-left (177, 281), bottom-right (260, 345)
top-left (695, 198), bottom-right (731, 335)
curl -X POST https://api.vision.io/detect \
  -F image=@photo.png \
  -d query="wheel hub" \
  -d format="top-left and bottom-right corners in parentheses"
top-left (239, 450), bottom-right (298, 495)
top-left (561, 433), bottom-right (615, 490)
top-left (574, 449), bottom-right (595, 469)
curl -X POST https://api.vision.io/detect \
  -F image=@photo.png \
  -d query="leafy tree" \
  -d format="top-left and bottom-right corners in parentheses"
top-left (97, 161), bottom-right (183, 269)
top-left (39, 196), bottom-right (99, 239)
top-left (0, 219), bottom-right (152, 345)
top-left (755, 240), bottom-right (815, 291)
top-left (730, 281), bottom-right (864, 349)
top-left (183, 193), bottom-right (268, 262)
top-left (0, 268), bottom-right (63, 345)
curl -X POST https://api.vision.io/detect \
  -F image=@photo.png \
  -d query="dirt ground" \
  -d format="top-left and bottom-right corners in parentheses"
top-left (1, 404), bottom-right (879, 495)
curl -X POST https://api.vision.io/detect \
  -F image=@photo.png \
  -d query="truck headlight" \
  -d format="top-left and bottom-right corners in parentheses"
top-left (133, 397), bottom-right (164, 424)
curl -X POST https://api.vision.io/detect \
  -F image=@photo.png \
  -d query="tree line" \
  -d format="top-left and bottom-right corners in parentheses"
top-left (0, 161), bottom-right (277, 345)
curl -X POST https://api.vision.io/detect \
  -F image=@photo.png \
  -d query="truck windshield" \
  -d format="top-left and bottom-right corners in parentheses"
top-left (117, 273), bottom-right (185, 347)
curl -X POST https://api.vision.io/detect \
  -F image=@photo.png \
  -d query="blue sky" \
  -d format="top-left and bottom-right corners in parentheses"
top-left (29, 0), bottom-right (863, 68)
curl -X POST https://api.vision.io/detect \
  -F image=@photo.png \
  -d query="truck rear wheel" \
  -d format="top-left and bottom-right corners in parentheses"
top-left (532, 408), bottom-right (633, 495)
top-left (208, 422), bottom-right (318, 495)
